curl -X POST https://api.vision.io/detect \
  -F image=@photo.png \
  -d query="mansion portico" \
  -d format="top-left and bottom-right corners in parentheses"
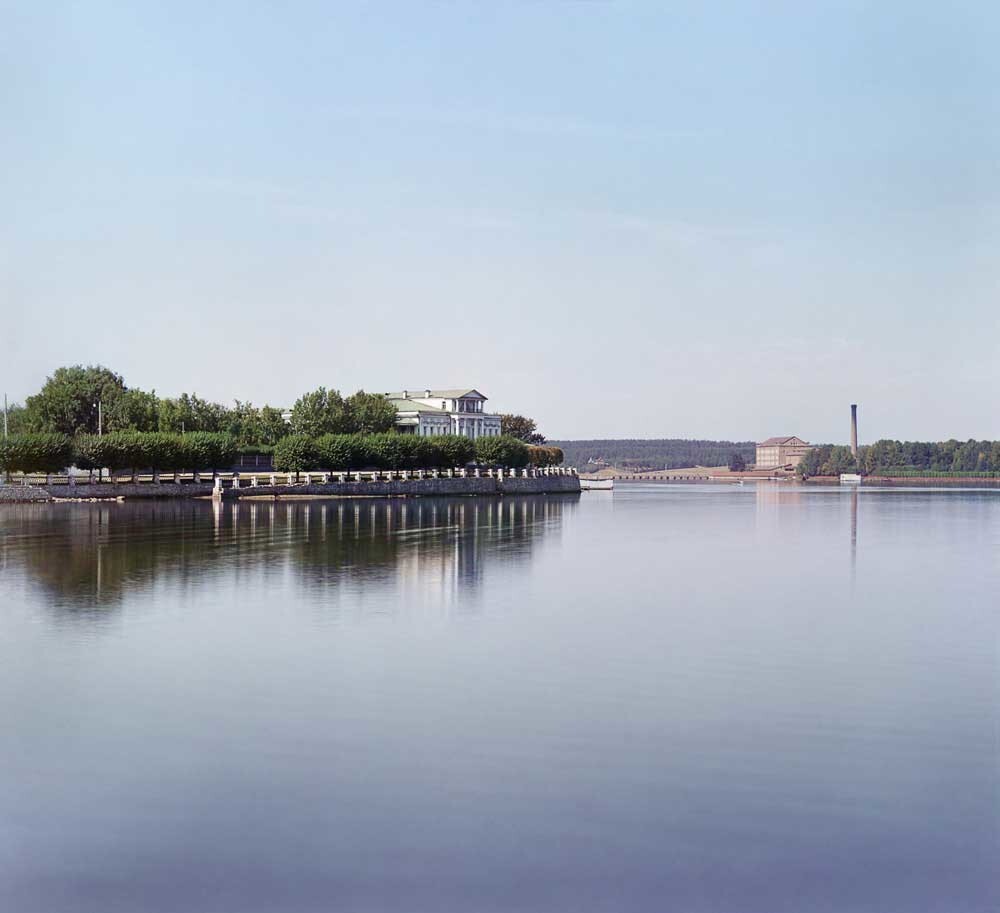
top-left (386, 389), bottom-right (502, 439)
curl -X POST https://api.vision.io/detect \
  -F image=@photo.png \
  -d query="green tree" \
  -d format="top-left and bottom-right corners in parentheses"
top-left (344, 391), bottom-right (397, 435)
top-left (863, 439), bottom-right (902, 474)
top-left (797, 446), bottom-right (829, 479)
top-left (104, 389), bottom-right (160, 432)
top-left (289, 388), bottom-right (348, 436)
top-left (952, 439), bottom-right (989, 472)
top-left (225, 400), bottom-right (264, 446)
top-left (728, 452), bottom-right (747, 472)
top-left (3, 402), bottom-right (28, 436)
top-left (990, 442), bottom-right (1000, 473)
top-left (22, 365), bottom-right (126, 435)
top-left (158, 393), bottom-right (228, 433)
top-left (820, 446), bottom-right (857, 476)
top-left (258, 406), bottom-right (290, 445)
top-left (500, 414), bottom-right (545, 444)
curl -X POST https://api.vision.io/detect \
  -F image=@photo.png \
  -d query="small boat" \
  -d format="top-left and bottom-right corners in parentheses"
top-left (580, 478), bottom-right (615, 491)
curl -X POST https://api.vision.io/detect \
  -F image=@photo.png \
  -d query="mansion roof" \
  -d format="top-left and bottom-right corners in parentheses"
top-left (385, 389), bottom-right (486, 401)
top-left (388, 398), bottom-right (451, 413)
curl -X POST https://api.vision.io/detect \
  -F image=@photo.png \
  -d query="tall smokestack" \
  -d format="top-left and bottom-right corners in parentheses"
top-left (850, 404), bottom-right (858, 457)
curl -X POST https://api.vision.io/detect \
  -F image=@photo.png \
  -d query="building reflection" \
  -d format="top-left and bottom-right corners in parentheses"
top-left (753, 481), bottom-right (859, 583)
top-left (0, 495), bottom-right (577, 614)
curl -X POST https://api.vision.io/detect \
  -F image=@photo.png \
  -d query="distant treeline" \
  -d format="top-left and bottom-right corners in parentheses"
top-left (551, 439), bottom-right (756, 471)
top-left (801, 439), bottom-right (1000, 478)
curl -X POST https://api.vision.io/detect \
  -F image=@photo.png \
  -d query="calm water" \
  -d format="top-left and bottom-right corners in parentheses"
top-left (1, 486), bottom-right (998, 912)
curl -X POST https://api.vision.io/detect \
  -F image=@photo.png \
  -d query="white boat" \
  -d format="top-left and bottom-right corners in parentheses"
top-left (580, 478), bottom-right (614, 491)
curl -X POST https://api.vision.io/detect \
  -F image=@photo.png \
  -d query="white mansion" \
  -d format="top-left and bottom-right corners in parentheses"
top-left (386, 389), bottom-right (503, 439)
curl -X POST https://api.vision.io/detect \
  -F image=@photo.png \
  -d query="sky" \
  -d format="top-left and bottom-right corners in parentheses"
top-left (2, 1), bottom-right (998, 442)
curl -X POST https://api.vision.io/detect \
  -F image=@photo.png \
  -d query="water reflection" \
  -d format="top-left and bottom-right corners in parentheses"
top-left (0, 495), bottom-right (577, 613)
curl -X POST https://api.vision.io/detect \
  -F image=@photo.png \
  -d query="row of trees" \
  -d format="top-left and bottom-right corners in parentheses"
top-left (272, 434), bottom-right (558, 473)
top-left (798, 439), bottom-right (1000, 478)
top-left (5, 366), bottom-right (394, 444)
top-left (797, 445), bottom-right (859, 479)
top-left (8, 366), bottom-right (552, 448)
top-left (0, 430), bottom-right (562, 475)
top-left (0, 432), bottom-right (238, 476)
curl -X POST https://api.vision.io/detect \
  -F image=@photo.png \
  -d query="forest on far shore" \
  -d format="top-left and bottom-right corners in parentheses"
top-left (550, 439), bottom-right (756, 472)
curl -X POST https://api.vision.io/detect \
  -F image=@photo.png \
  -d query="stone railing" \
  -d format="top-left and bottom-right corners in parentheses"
top-left (7, 466), bottom-right (579, 489)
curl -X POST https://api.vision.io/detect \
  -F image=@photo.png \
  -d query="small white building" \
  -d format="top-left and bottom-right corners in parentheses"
top-left (386, 389), bottom-right (503, 439)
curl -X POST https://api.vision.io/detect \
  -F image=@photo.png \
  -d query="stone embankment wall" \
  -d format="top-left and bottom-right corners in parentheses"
top-left (3, 473), bottom-right (580, 503)
top-left (0, 485), bottom-right (52, 503)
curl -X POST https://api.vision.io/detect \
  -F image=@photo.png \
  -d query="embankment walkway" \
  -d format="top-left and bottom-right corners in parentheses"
top-left (1, 467), bottom-right (580, 502)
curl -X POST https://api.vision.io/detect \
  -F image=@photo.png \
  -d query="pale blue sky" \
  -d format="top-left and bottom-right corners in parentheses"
top-left (3, 1), bottom-right (998, 441)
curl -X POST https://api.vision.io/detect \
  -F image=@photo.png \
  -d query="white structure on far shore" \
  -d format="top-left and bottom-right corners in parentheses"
top-left (386, 389), bottom-right (503, 439)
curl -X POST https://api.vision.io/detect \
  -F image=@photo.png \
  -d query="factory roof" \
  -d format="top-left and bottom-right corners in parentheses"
top-left (758, 436), bottom-right (809, 447)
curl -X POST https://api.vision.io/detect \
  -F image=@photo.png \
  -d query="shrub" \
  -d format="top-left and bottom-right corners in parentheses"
top-left (274, 433), bottom-right (511, 471)
top-left (527, 445), bottom-right (564, 467)
top-left (475, 435), bottom-right (531, 468)
top-left (0, 433), bottom-right (74, 473)
top-left (314, 433), bottom-right (368, 470)
top-left (434, 435), bottom-right (476, 467)
top-left (273, 435), bottom-right (320, 472)
top-left (181, 432), bottom-right (237, 471)
top-left (73, 435), bottom-right (107, 474)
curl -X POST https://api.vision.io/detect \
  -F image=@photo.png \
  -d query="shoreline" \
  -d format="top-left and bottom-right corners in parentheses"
top-left (0, 473), bottom-right (581, 504)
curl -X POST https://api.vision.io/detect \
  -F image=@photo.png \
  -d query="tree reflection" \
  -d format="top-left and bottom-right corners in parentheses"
top-left (0, 495), bottom-right (578, 612)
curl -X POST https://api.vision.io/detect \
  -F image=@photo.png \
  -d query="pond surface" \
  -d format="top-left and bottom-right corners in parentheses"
top-left (1, 486), bottom-right (998, 912)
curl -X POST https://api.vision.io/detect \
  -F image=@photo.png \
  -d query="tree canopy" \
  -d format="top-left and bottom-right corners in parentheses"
top-left (500, 414), bottom-right (546, 444)
top-left (22, 365), bottom-right (126, 435)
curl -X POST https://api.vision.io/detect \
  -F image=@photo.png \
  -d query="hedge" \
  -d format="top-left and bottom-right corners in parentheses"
top-left (272, 435), bottom-right (320, 472)
top-left (474, 435), bottom-right (531, 468)
top-left (527, 445), bottom-right (564, 467)
top-left (0, 431), bottom-right (534, 475)
top-left (0, 434), bottom-right (75, 473)
top-left (71, 432), bottom-right (237, 474)
top-left (274, 433), bottom-right (487, 472)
